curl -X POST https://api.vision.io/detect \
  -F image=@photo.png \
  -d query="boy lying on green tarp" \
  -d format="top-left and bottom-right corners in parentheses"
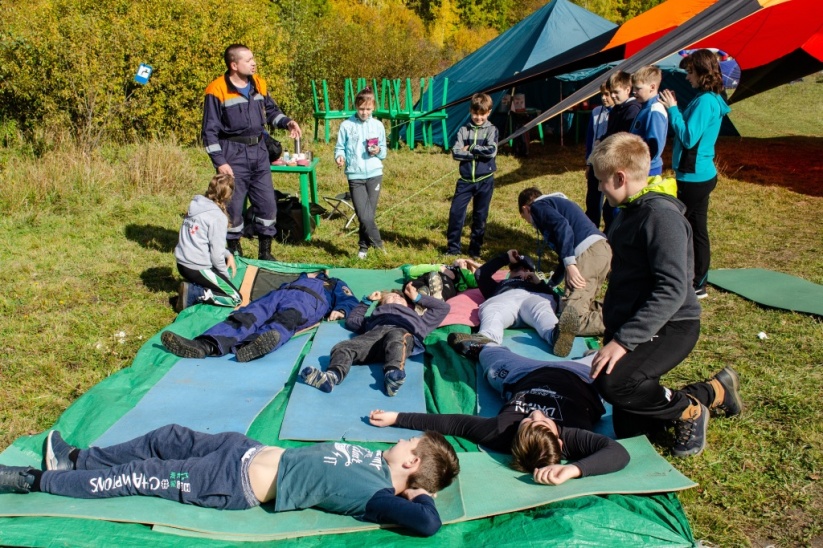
top-left (371, 344), bottom-right (628, 486)
top-left (0, 425), bottom-right (459, 537)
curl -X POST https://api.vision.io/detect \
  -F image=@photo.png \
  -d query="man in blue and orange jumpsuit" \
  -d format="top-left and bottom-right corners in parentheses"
top-left (202, 44), bottom-right (302, 260)
top-left (161, 272), bottom-right (359, 363)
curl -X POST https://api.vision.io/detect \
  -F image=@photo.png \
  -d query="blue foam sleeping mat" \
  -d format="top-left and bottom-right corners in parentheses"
top-left (280, 321), bottom-right (427, 442)
top-left (94, 334), bottom-right (311, 446)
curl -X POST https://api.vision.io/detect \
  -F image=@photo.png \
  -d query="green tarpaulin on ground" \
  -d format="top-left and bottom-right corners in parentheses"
top-left (0, 263), bottom-right (696, 546)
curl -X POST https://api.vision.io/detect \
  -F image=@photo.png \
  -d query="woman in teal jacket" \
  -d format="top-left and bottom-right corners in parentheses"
top-left (660, 49), bottom-right (730, 299)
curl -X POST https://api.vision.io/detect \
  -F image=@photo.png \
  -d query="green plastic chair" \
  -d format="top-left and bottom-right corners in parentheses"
top-left (389, 78), bottom-right (427, 150)
top-left (311, 79), bottom-right (351, 143)
top-left (413, 77), bottom-right (449, 150)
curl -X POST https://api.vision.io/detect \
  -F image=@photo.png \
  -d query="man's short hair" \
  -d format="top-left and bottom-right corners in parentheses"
top-left (224, 44), bottom-right (250, 70)
top-left (517, 187), bottom-right (542, 211)
top-left (511, 421), bottom-right (562, 472)
top-left (408, 431), bottom-right (460, 493)
top-left (589, 133), bottom-right (650, 183)
top-left (631, 65), bottom-right (662, 87)
top-left (607, 70), bottom-right (632, 90)
top-left (470, 93), bottom-right (493, 114)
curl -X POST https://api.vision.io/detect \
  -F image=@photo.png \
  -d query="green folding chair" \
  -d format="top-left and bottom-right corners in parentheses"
top-left (311, 79), bottom-right (351, 143)
top-left (414, 77), bottom-right (449, 151)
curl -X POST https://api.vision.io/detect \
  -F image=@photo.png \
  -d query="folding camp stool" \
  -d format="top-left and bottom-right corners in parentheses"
top-left (323, 192), bottom-right (357, 228)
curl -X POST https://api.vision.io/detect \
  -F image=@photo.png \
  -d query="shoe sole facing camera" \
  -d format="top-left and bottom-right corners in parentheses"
top-left (161, 331), bottom-right (206, 359)
top-left (553, 306), bottom-right (580, 357)
top-left (714, 366), bottom-right (743, 417)
top-left (235, 330), bottom-right (281, 362)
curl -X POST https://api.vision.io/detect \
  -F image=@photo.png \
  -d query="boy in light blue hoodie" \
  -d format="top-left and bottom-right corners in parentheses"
top-left (630, 66), bottom-right (668, 176)
top-left (335, 87), bottom-right (388, 259)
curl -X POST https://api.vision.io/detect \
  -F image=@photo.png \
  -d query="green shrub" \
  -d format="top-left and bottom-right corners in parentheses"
top-left (0, 0), bottom-right (290, 148)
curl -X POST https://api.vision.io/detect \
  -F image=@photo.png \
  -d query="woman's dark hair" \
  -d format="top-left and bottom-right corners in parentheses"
top-left (681, 49), bottom-right (724, 94)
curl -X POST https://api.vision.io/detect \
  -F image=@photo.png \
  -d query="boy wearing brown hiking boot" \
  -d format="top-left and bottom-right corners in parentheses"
top-left (588, 133), bottom-right (742, 457)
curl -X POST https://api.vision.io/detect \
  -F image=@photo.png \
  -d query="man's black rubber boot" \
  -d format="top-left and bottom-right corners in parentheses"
top-left (258, 236), bottom-right (276, 262)
top-left (227, 239), bottom-right (243, 256)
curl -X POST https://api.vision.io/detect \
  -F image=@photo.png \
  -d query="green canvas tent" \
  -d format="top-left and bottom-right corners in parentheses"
top-left (409, 0), bottom-right (617, 148)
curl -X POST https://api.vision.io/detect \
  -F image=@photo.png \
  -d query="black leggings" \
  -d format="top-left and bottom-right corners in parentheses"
top-left (677, 177), bottom-right (718, 290)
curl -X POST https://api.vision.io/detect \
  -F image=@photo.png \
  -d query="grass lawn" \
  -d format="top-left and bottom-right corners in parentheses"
top-left (1, 77), bottom-right (821, 546)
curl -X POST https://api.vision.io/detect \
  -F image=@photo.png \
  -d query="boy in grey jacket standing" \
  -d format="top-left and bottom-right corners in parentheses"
top-left (446, 93), bottom-right (498, 259)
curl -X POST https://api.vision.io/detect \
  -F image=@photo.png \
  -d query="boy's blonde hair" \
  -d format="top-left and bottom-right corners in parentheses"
top-left (355, 87), bottom-right (376, 109)
top-left (407, 431), bottom-right (460, 493)
top-left (511, 421), bottom-right (562, 472)
top-left (379, 289), bottom-right (405, 306)
top-left (631, 65), bottom-right (662, 87)
top-left (470, 93), bottom-right (493, 114)
top-left (205, 173), bottom-right (235, 219)
top-left (588, 133), bottom-right (650, 183)
top-left (607, 70), bottom-right (632, 90)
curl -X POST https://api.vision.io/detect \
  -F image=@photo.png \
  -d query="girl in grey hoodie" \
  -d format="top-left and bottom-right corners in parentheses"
top-left (173, 174), bottom-right (241, 310)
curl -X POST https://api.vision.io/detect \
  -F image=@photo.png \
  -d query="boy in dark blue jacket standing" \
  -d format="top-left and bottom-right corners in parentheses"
top-left (518, 188), bottom-right (611, 342)
top-left (446, 93), bottom-right (498, 258)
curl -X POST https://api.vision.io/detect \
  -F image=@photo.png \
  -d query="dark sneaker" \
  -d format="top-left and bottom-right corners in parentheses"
top-left (384, 369), bottom-right (407, 397)
top-left (709, 367), bottom-right (742, 417)
top-left (235, 330), bottom-right (281, 362)
top-left (0, 465), bottom-right (35, 494)
top-left (552, 305), bottom-right (580, 357)
top-left (672, 398), bottom-right (709, 457)
top-left (695, 287), bottom-right (708, 299)
top-left (453, 337), bottom-right (490, 360)
top-left (447, 333), bottom-right (493, 360)
top-left (45, 431), bottom-right (77, 471)
top-left (300, 367), bottom-right (339, 393)
top-left (162, 331), bottom-right (209, 359)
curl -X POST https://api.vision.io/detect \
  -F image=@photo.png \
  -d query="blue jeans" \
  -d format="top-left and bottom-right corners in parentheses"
top-left (446, 177), bottom-right (494, 256)
top-left (40, 425), bottom-right (262, 510)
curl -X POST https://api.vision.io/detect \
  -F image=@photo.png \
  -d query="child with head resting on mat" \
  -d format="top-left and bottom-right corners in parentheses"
top-left (0, 425), bottom-right (459, 537)
top-left (370, 344), bottom-right (631, 486)
top-left (301, 283), bottom-right (450, 396)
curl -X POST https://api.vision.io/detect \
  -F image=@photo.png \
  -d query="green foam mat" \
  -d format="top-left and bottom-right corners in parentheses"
top-left (708, 268), bottom-right (823, 316)
top-left (457, 436), bottom-right (694, 520)
top-left (326, 267), bottom-right (405, 298)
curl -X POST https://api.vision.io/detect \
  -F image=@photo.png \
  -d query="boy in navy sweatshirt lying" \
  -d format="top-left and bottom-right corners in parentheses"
top-left (301, 283), bottom-right (449, 396)
top-left (0, 425), bottom-right (459, 537)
